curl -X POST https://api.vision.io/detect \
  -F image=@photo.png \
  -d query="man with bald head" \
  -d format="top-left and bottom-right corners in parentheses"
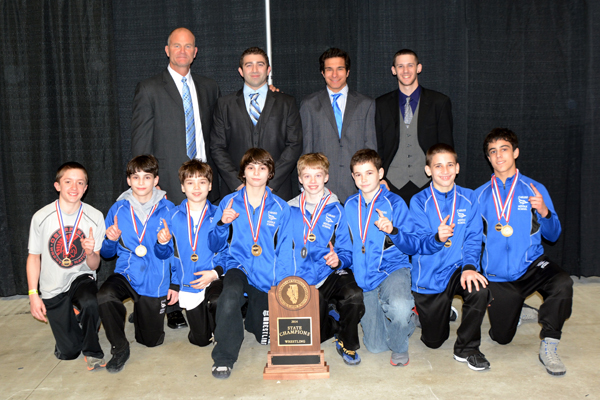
top-left (131, 27), bottom-right (221, 329)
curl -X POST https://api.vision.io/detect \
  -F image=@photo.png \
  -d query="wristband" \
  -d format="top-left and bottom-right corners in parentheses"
top-left (28, 289), bottom-right (38, 295)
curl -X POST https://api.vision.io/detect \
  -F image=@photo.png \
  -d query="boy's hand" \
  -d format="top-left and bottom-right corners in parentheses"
top-left (29, 294), bottom-right (47, 323)
top-left (81, 227), bottom-right (95, 255)
top-left (106, 215), bottom-right (122, 241)
top-left (268, 84), bottom-right (280, 92)
top-left (528, 183), bottom-right (549, 218)
top-left (374, 209), bottom-right (393, 234)
top-left (379, 180), bottom-right (389, 190)
top-left (167, 289), bottom-right (179, 305)
top-left (190, 270), bottom-right (218, 289)
top-left (460, 270), bottom-right (488, 293)
top-left (323, 242), bottom-right (339, 268)
top-left (438, 215), bottom-right (455, 243)
top-left (221, 199), bottom-right (239, 224)
top-left (157, 219), bottom-right (172, 244)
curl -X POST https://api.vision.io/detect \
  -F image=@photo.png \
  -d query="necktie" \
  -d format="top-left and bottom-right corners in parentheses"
top-left (404, 96), bottom-right (413, 126)
top-left (250, 93), bottom-right (261, 125)
top-left (182, 77), bottom-right (196, 159)
top-left (332, 93), bottom-right (343, 138)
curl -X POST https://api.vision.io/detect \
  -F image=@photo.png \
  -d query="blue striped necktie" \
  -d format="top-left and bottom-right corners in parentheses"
top-left (332, 93), bottom-right (343, 138)
top-left (249, 93), bottom-right (261, 125)
top-left (182, 77), bottom-right (196, 159)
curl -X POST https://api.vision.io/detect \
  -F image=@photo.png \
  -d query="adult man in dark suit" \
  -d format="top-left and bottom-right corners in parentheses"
top-left (131, 27), bottom-right (220, 205)
top-left (210, 47), bottom-right (302, 201)
top-left (300, 48), bottom-right (376, 203)
top-left (375, 49), bottom-right (453, 204)
top-left (131, 27), bottom-right (220, 329)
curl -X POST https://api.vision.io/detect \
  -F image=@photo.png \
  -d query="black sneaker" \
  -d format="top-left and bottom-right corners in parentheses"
top-left (106, 348), bottom-right (130, 373)
top-left (212, 365), bottom-right (232, 379)
top-left (454, 352), bottom-right (490, 371)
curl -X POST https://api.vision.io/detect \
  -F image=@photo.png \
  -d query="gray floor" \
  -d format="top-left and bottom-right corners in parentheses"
top-left (1, 277), bottom-right (599, 400)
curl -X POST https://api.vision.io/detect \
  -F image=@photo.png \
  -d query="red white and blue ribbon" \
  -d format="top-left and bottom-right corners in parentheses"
top-left (55, 200), bottom-right (83, 257)
top-left (358, 187), bottom-right (383, 247)
top-left (491, 169), bottom-right (519, 224)
top-left (429, 183), bottom-right (457, 225)
top-left (130, 204), bottom-right (158, 246)
top-left (187, 201), bottom-right (208, 254)
top-left (300, 191), bottom-right (331, 245)
top-left (243, 189), bottom-right (268, 245)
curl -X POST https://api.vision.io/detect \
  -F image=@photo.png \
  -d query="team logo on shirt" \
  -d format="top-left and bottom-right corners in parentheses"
top-left (518, 196), bottom-right (529, 211)
top-left (49, 227), bottom-right (86, 268)
top-left (457, 209), bottom-right (467, 225)
top-left (267, 211), bottom-right (278, 227)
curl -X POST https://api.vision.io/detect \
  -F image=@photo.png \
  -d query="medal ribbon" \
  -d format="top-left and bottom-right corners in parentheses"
top-left (358, 187), bottom-right (383, 247)
top-left (429, 183), bottom-right (457, 225)
top-left (130, 204), bottom-right (158, 245)
top-left (187, 202), bottom-right (208, 253)
top-left (300, 191), bottom-right (331, 245)
top-left (243, 189), bottom-right (268, 245)
top-left (491, 169), bottom-right (519, 224)
top-left (55, 200), bottom-right (83, 257)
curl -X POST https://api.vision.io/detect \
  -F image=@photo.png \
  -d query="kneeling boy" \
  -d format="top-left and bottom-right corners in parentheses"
top-left (345, 149), bottom-right (422, 367)
top-left (27, 162), bottom-right (106, 370)
top-left (288, 153), bottom-right (365, 365)
top-left (410, 144), bottom-right (491, 371)
top-left (476, 128), bottom-right (573, 376)
top-left (154, 160), bottom-right (224, 347)
top-left (208, 148), bottom-right (293, 379)
top-left (98, 155), bottom-right (177, 373)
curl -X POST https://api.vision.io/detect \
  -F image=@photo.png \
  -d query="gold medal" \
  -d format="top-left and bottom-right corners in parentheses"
top-left (252, 244), bottom-right (262, 256)
top-left (495, 223), bottom-right (503, 232)
top-left (501, 224), bottom-right (513, 237)
top-left (62, 258), bottom-right (72, 267)
top-left (444, 240), bottom-right (452, 248)
top-left (191, 254), bottom-right (199, 262)
top-left (135, 245), bottom-right (147, 257)
top-left (307, 233), bottom-right (316, 242)
top-left (362, 245), bottom-right (365, 254)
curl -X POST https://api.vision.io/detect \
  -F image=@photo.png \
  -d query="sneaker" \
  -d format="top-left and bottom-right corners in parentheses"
top-left (211, 365), bottom-right (232, 379)
top-left (539, 338), bottom-right (566, 376)
top-left (106, 348), bottom-right (130, 373)
top-left (84, 356), bottom-right (106, 371)
top-left (390, 351), bottom-right (409, 367)
top-left (449, 306), bottom-right (458, 322)
top-left (334, 338), bottom-right (361, 365)
top-left (411, 306), bottom-right (421, 329)
top-left (454, 352), bottom-right (491, 371)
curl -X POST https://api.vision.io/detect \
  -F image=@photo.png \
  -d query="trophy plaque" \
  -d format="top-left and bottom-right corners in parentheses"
top-left (263, 276), bottom-right (329, 380)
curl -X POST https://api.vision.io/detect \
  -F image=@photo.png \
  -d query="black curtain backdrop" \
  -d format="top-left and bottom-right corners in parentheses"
top-left (0, 0), bottom-right (598, 297)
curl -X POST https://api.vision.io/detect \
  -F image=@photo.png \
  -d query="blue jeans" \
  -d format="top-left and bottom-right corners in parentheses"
top-left (360, 267), bottom-right (415, 354)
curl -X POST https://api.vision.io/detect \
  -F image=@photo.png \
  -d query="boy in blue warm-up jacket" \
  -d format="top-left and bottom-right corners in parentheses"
top-left (345, 149), bottom-right (422, 367)
top-left (98, 155), bottom-right (177, 373)
top-left (476, 128), bottom-right (573, 376)
top-left (208, 148), bottom-right (293, 379)
top-left (154, 160), bottom-right (225, 348)
top-left (410, 144), bottom-right (491, 371)
top-left (288, 153), bottom-right (365, 366)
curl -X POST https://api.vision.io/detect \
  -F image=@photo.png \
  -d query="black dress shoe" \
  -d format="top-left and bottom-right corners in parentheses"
top-left (167, 310), bottom-right (188, 329)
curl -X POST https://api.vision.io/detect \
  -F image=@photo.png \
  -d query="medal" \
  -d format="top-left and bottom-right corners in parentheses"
top-left (300, 191), bottom-right (331, 253)
top-left (55, 201), bottom-right (83, 267)
top-left (429, 183), bottom-right (457, 248)
top-left (130, 203), bottom-right (158, 257)
top-left (307, 233), bottom-right (316, 242)
top-left (358, 188), bottom-right (383, 256)
top-left (301, 247), bottom-right (307, 258)
top-left (187, 202), bottom-right (208, 263)
top-left (444, 240), bottom-right (452, 248)
top-left (491, 170), bottom-right (519, 238)
top-left (501, 225), bottom-right (513, 237)
top-left (135, 245), bottom-right (147, 257)
top-left (244, 189), bottom-right (268, 258)
top-left (252, 244), bottom-right (262, 256)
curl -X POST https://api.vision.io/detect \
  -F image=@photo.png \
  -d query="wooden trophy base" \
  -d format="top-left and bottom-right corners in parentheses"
top-left (263, 350), bottom-right (330, 380)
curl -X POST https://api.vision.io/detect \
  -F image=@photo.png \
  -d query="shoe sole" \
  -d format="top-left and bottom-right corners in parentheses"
top-left (212, 368), bottom-right (231, 379)
top-left (539, 355), bottom-right (566, 376)
top-left (84, 357), bottom-right (106, 371)
top-left (390, 359), bottom-right (409, 367)
top-left (453, 354), bottom-right (490, 371)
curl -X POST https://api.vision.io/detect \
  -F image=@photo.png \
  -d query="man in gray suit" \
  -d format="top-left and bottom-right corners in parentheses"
top-left (300, 48), bottom-right (377, 203)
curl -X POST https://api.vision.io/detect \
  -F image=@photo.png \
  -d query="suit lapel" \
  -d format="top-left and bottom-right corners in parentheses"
top-left (162, 70), bottom-right (184, 108)
top-left (318, 90), bottom-right (338, 134)
top-left (417, 86), bottom-right (430, 134)
top-left (235, 89), bottom-right (254, 131)
top-left (257, 89), bottom-right (275, 131)
top-left (389, 89), bottom-right (401, 151)
top-left (341, 90), bottom-right (358, 137)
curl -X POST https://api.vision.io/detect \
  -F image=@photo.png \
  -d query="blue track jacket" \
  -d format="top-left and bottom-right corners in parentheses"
top-left (410, 184), bottom-right (483, 294)
top-left (344, 185), bottom-right (422, 292)
top-left (475, 172), bottom-right (561, 282)
top-left (208, 187), bottom-right (293, 293)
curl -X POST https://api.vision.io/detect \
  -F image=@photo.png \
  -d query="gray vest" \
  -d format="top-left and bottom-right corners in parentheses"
top-left (387, 101), bottom-right (428, 189)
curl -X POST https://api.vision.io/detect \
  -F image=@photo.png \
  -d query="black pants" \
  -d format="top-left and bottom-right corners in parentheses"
top-left (212, 269), bottom-right (269, 368)
top-left (487, 255), bottom-right (573, 344)
top-left (318, 269), bottom-right (365, 351)
top-left (186, 279), bottom-right (223, 347)
top-left (97, 274), bottom-right (167, 355)
top-left (43, 274), bottom-right (104, 360)
top-left (413, 269), bottom-right (492, 357)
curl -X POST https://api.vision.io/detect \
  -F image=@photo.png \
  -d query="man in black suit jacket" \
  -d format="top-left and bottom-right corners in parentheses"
top-left (375, 49), bottom-right (453, 204)
top-left (210, 47), bottom-right (302, 201)
top-left (131, 27), bottom-right (220, 205)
